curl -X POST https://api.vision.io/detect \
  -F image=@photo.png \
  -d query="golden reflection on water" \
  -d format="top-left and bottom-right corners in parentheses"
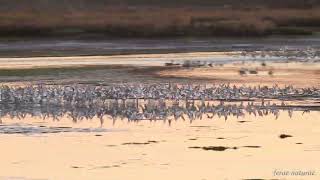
top-left (0, 110), bottom-right (319, 180)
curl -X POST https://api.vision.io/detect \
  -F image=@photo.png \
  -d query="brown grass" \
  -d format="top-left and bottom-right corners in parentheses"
top-left (0, 6), bottom-right (320, 37)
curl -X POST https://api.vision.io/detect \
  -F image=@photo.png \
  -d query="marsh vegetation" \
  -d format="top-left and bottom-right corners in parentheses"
top-left (1, 0), bottom-right (320, 37)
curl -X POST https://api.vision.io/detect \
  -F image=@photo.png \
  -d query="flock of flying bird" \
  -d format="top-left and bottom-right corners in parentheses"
top-left (0, 84), bottom-right (319, 123)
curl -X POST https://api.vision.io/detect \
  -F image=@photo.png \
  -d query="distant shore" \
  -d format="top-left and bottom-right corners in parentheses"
top-left (1, 6), bottom-right (320, 38)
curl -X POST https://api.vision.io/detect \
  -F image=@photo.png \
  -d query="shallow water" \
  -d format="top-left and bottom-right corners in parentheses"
top-left (0, 99), bottom-right (319, 134)
top-left (1, 37), bottom-right (320, 72)
top-left (0, 109), bottom-right (319, 180)
top-left (1, 36), bottom-right (320, 53)
top-left (0, 36), bottom-right (319, 179)
top-left (0, 92), bottom-right (319, 179)
top-left (1, 36), bottom-right (320, 60)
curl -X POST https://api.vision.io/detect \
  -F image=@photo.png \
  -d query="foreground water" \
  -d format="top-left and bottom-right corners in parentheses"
top-left (0, 109), bottom-right (319, 180)
top-left (0, 91), bottom-right (319, 179)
